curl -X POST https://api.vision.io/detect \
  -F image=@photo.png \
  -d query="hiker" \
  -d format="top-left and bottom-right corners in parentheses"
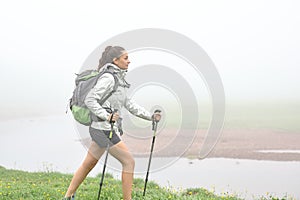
top-left (64, 46), bottom-right (161, 200)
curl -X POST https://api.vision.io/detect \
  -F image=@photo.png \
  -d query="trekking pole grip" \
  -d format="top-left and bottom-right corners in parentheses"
top-left (152, 109), bottom-right (161, 131)
top-left (109, 109), bottom-right (118, 124)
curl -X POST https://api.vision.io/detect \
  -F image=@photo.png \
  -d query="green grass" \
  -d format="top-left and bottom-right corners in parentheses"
top-left (0, 166), bottom-right (292, 200)
top-left (0, 166), bottom-right (242, 200)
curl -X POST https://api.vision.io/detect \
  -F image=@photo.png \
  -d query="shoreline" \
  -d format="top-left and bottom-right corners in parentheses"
top-left (120, 128), bottom-right (300, 162)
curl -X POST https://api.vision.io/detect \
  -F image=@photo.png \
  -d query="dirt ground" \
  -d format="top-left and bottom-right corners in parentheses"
top-left (121, 129), bottom-right (300, 161)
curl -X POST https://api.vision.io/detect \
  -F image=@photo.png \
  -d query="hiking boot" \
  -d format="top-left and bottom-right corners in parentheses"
top-left (62, 197), bottom-right (74, 200)
top-left (62, 193), bottom-right (75, 200)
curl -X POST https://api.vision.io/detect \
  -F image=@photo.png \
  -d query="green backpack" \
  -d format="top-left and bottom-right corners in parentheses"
top-left (69, 66), bottom-right (119, 126)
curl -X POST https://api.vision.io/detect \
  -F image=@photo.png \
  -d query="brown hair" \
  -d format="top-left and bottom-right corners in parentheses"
top-left (97, 46), bottom-right (125, 71)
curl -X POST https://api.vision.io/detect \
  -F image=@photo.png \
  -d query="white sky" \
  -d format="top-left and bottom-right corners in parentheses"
top-left (0, 0), bottom-right (299, 119)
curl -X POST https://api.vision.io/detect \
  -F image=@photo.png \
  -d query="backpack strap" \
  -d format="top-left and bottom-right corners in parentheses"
top-left (97, 66), bottom-right (119, 106)
top-left (90, 66), bottom-right (121, 123)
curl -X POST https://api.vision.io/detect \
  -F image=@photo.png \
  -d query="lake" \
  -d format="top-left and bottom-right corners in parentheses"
top-left (1, 115), bottom-right (299, 199)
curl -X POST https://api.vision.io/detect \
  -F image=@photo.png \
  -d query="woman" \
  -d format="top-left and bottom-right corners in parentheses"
top-left (64, 46), bottom-right (161, 200)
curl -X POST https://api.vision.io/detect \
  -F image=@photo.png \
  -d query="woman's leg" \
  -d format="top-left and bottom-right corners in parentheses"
top-left (64, 141), bottom-right (106, 197)
top-left (109, 141), bottom-right (135, 200)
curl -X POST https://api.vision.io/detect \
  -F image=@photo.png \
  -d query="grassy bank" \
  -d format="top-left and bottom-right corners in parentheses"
top-left (0, 166), bottom-right (242, 200)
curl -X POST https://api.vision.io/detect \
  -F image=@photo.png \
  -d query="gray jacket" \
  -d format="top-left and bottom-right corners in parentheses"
top-left (85, 63), bottom-right (152, 131)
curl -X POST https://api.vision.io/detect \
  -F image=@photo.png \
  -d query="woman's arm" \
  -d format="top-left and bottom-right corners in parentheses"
top-left (84, 73), bottom-right (115, 121)
top-left (124, 97), bottom-right (152, 121)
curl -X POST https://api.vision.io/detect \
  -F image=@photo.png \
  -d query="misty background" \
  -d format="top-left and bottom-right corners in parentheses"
top-left (1, 2), bottom-right (300, 198)
top-left (0, 0), bottom-right (299, 128)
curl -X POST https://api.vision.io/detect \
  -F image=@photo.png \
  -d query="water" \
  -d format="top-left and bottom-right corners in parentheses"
top-left (1, 115), bottom-right (300, 199)
top-left (139, 158), bottom-right (300, 200)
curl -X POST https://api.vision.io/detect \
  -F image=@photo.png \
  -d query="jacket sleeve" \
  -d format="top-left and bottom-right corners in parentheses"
top-left (124, 97), bottom-right (152, 121)
top-left (84, 73), bottom-right (115, 121)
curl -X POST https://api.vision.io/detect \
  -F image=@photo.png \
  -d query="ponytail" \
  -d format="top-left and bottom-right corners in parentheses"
top-left (97, 46), bottom-right (125, 71)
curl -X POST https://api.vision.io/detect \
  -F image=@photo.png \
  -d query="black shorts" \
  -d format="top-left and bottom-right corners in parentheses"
top-left (89, 127), bottom-right (121, 148)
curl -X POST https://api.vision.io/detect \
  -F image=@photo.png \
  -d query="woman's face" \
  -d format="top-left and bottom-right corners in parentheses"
top-left (113, 52), bottom-right (130, 70)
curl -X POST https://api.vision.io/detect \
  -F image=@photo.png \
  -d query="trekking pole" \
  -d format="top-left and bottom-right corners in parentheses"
top-left (97, 109), bottom-right (118, 200)
top-left (143, 110), bottom-right (161, 196)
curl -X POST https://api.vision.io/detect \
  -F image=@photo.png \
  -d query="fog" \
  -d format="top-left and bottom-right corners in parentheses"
top-left (1, 0), bottom-right (300, 119)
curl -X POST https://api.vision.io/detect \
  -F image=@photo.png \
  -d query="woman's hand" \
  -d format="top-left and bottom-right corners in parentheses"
top-left (107, 112), bottom-right (119, 123)
top-left (152, 111), bottom-right (161, 122)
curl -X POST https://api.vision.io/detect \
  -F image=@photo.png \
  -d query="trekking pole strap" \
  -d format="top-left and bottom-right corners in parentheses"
top-left (152, 121), bottom-right (158, 133)
top-left (152, 120), bottom-right (155, 131)
top-left (109, 109), bottom-right (118, 136)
